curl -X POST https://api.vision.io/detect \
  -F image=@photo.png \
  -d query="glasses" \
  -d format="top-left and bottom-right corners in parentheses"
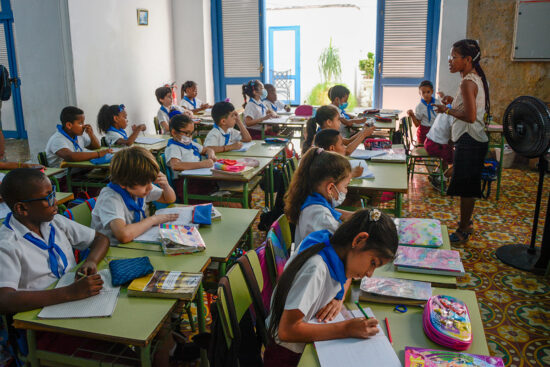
top-left (20, 185), bottom-right (57, 207)
top-left (117, 104), bottom-right (125, 113)
top-left (448, 55), bottom-right (464, 61)
top-left (176, 129), bottom-right (194, 137)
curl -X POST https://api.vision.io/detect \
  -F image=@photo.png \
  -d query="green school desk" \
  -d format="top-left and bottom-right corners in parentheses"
top-left (60, 159), bottom-right (110, 192)
top-left (348, 161), bottom-right (408, 217)
top-left (0, 167), bottom-right (65, 177)
top-left (55, 191), bottom-right (74, 206)
top-left (259, 116), bottom-right (308, 140)
top-left (218, 140), bottom-right (287, 158)
top-left (132, 134), bottom-right (170, 152)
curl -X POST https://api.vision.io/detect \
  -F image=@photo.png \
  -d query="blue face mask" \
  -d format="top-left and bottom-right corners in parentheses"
top-left (261, 88), bottom-right (268, 99)
top-left (339, 102), bottom-right (348, 110)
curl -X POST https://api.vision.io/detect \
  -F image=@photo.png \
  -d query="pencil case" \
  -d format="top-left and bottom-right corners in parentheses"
top-left (193, 203), bottom-right (212, 225)
top-left (90, 153), bottom-right (113, 165)
top-left (423, 294), bottom-right (472, 350)
top-left (374, 115), bottom-right (392, 122)
top-left (363, 138), bottom-right (392, 150)
top-left (264, 137), bottom-right (289, 144)
top-left (109, 256), bottom-right (154, 286)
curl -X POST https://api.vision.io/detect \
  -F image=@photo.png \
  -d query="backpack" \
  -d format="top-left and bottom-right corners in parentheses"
top-left (0, 65), bottom-right (11, 101)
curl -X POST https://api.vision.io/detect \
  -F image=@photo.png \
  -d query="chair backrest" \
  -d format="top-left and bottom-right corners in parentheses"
top-left (271, 213), bottom-right (293, 253)
top-left (100, 137), bottom-right (108, 147)
top-left (37, 152), bottom-right (49, 167)
top-left (265, 228), bottom-right (290, 286)
top-left (401, 116), bottom-right (412, 154)
top-left (153, 116), bottom-right (162, 134)
top-left (63, 198), bottom-right (96, 226)
top-left (157, 153), bottom-right (174, 188)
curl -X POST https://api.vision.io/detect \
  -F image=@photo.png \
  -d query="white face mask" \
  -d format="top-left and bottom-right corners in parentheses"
top-left (180, 136), bottom-right (192, 144)
top-left (331, 185), bottom-right (346, 208)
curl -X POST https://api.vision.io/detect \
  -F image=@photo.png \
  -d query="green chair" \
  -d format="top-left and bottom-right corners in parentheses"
top-left (37, 152), bottom-right (49, 167)
top-left (157, 153), bottom-right (174, 188)
top-left (265, 227), bottom-right (290, 288)
top-left (153, 116), bottom-right (162, 134)
top-left (63, 199), bottom-right (96, 226)
top-left (101, 136), bottom-right (108, 147)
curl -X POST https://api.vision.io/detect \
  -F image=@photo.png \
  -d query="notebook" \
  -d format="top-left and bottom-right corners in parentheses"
top-left (349, 159), bottom-right (375, 178)
top-left (234, 141), bottom-right (256, 152)
top-left (134, 136), bottom-right (165, 145)
top-left (394, 246), bottom-right (465, 276)
top-left (404, 347), bottom-right (504, 367)
top-left (38, 269), bottom-right (120, 319)
top-left (179, 167), bottom-right (213, 176)
top-left (350, 148), bottom-right (387, 160)
top-left (314, 308), bottom-right (401, 367)
top-left (128, 271), bottom-right (203, 300)
top-left (264, 116), bottom-right (289, 124)
top-left (370, 148), bottom-right (407, 163)
top-left (396, 218), bottom-right (444, 248)
top-left (359, 276), bottom-right (432, 305)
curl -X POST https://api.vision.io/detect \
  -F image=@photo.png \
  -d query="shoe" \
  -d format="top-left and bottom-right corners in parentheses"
top-left (457, 220), bottom-right (474, 234)
top-left (449, 229), bottom-right (471, 245)
top-left (428, 175), bottom-right (444, 192)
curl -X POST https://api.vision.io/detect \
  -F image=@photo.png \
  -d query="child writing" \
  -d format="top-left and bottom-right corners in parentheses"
top-left (314, 129), bottom-right (364, 178)
top-left (264, 209), bottom-right (398, 366)
top-left (302, 105), bottom-right (374, 154)
top-left (263, 83), bottom-right (291, 113)
top-left (98, 104), bottom-right (146, 146)
top-left (0, 168), bottom-right (110, 314)
top-left (203, 101), bottom-right (252, 153)
top-left (407, 80), bottom-right (440, 145)
top-left (328, 85), bottom-right (367, 138)
top-left (91, 147), bottom-right (178, 245)
top-left (45, 106), bottom-right (112, 168)
top-left (180, 80), bottom-right (212, 113)
top-left (242, 80), bottom-right (277, 139)
top-left (155, 86), bottom-right (192, 134)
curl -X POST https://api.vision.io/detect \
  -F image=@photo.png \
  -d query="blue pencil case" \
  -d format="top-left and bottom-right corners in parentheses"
top-left (264, 137), bottom-right (289, 144)
top-left (193, 203), bottom-right (212, 225)
top-left (109, 256), bottom-right (154, 286)
top-left (90, 153), bottom-right (113, 165)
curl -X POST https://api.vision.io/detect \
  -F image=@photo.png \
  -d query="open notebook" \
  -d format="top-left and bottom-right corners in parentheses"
top-left (38, 269), bottom-right (120, 319)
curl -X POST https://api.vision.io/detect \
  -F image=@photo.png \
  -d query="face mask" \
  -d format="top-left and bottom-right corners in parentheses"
top-left (180, 136), bottom-right (192, 144)
top-left (331, 185), bottom-right (346, 208)
top-left (261, 89), bottom-right (268, 99)
top-left (339, 102), bottom-right (348, 110)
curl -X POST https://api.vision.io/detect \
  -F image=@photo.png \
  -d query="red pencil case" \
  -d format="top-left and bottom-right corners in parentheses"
top-left (423, 295), bottom-right (472, 350)
top-left (363, 138), bottom-right (392, 150)
top-left (375, 115), bottom-right (392, 122)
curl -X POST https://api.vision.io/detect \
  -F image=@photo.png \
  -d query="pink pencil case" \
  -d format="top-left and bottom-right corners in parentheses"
top-left (423, 295), bottom-right (472, 350)
top-left (364, 138), bottom-right (392, 150)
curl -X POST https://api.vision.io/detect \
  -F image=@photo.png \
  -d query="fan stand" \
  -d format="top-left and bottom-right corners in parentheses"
top-left (496, 156), bottom-right (549, 273)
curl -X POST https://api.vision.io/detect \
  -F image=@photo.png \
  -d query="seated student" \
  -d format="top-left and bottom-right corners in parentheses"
top-left (91, 147), bottom-right (178, 245)
top-left (328, 85), bottom-right (367, 138)
top-left (302, 105), bottom-right (374, 155)
top-left (97, 104), bottom-right (146, 146)
top-left (264, 209), bottom-right (398, 367)
top-left (155, 86), bottom-right (192, 134)
top-left (263, 83), bottom-right (291, 113)
top-left (242, 80), bottom-right (277, 139)
top-left (0, 168), bottom-right (109, 314)
top-left (407, 80), bottom-right (439, 145)
top-left (45, 106), bottom-right (111, 168)
top-left (203, 101), bottom-right (252, 153)
top-left (424, 111), bottom-right (454, 184)
top-left (180, 80), bottom-right (212, 114)
top-left (314, 129), bottom-right (364, 178)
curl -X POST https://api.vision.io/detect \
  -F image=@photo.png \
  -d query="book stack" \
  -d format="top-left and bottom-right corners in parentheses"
top-left (394, 246), bottom-right (465, 276)
top-left (128, 271), bottom-right (203, 300)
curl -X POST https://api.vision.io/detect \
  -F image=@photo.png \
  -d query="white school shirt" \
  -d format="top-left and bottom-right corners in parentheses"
top-left (165, 140), bottom-right (204, 177)
top-left (157, 105), bottom-right (186, 134)
top-left (0, 214), bottom-right (96, 290)
top-left (266, 254), bottom-right (341, 353)
top-left (415, 98), bottom-right (440, 127)
top-left (294, 205), bottom-right (341, 249)
top-left (244, 98), bottom-right (267, 131)
top-left (451, 73), bottom-right (488, 143)
top-left (91, 185), bottom-right (163, 245)
top-left (426, 113), bottom-right (453, 145)
top-left (263, 99), bottom-right (285, 113)
top-left (332, 103), bottom-right (351, 138)
top-left (203, 126), bottom-right (242, 147)
top-left (45, 130), bottom-right (92, 168)
top-left (104, 130), bottom-right (127, 146)
top-left (180, 97), bottom-right (203, 111)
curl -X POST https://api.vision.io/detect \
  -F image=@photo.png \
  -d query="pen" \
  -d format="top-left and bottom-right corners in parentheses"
top-left (355, 301), bottom-right (370, 319)
top-left (385, 317), bottom-right (393, 344)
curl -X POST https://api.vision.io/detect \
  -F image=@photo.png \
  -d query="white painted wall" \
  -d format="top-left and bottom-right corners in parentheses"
top-left (11, 0), bottom-right (76, 161)
top-left (68, 0), bottom-right (176, 133)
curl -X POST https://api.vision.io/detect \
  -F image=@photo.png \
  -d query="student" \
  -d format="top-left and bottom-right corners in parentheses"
top-left (424, 111), bottom-right (454, 186)
top-left (0, 168), bottom-right (109, 314)
top-left (264, 209), bottom-right (398, 366)
top-left (155, 86), bottom-right (192, 134)
top-left (180, 81), bottom-right (212, 113)
top-left (328, 85), bottom-right (367, 138)
top-left (263, 83), bottom-right (291, 113)
top-left (91, 147), bottom-right (178, 245)
top-left (407, 80), bottom-right (439, 145)
top-left (284, 148), bottom-right (354, 247)
top-left (242, 80), bottom-right (277, 139)
top-left (203, 101), bottom-right (252, 153)
top-left (97, 104), bottom-right (146, 146)
top-left (303, 105), bottom-right (374, 154)
top-left (45, 106), bottom-right (111, 168)
top-left (314, 129), bottom-right (364, 178)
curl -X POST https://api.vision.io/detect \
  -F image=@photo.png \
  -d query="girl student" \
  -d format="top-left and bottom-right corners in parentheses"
top-left (313, 129), bottom-right (364, 178)
top-left (242, 79), bottom-right (277, 139)
top-left (328, 85), bottom-right (368, 138)
top-left (263, 209), bottom-right (398, 367)
top-left (97, 104), bottom-right (146, 146)
top-left (180, 80), bottom-right (212, 113)
top-left (302, 105), bottom-right (375, 154)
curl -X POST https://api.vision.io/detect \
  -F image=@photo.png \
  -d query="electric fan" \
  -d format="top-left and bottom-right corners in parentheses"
top-left (495, 96), bottom-right (550, 274)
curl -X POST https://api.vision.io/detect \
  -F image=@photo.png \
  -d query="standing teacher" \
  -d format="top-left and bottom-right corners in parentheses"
top-left (435, 39), bottom-right (490, 244)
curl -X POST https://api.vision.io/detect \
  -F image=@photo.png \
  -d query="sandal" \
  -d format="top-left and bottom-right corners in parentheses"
top-left (449, 229), bottom-right (471, 244)
top-left (457, 220), bottom-right (474, 234)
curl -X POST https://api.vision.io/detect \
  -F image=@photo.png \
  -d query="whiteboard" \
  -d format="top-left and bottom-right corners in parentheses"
top-left (512, 0), bottom-right (550, 61)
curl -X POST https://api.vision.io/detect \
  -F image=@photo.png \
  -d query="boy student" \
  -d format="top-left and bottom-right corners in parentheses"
top-left (263, 83), bottom-right (291, 113)
top-left (91, 147), bottom-right (178, 245)
top-left (0, 168), bottom-right (109, 314)
top-left (407, 80), bottom-right (439, 145)
top-left (45, 106), bottom-right (112, 168)
top-left (203, 101), bottom-right (252, 153)
top-left (155, 86), bottom-right (192, 134)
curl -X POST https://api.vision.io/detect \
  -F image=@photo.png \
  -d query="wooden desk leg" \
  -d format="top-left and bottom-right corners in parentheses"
top-left (242, 182), bottom-right (249, 209)
top-left (196, 283), bottom-right (206, 333)
top-left (140, 343), bottom-right (152, 367)
top-left (395, 193), bottom-right (402, 217)
top-left (183, 177), bottom-right (189, 205)
top-left (26, 329), bottom-right (39, 367)
top-left (496, 134), bottom-right (504, 201)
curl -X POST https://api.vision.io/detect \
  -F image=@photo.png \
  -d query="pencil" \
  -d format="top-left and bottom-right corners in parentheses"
top-left (354, 301), bottom-right (370, 319)
top-left (76, 270), bottom-right (87, 279)
top-left (385, 317), bottom-right (393, 344)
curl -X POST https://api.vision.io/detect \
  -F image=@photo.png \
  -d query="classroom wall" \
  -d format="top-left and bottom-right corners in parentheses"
top-left (11, 0), bottom-right (77, 162)
top-left (467, 0), bottom-right (550, 122)
top-left (68, 0), bottom-right (176, 133)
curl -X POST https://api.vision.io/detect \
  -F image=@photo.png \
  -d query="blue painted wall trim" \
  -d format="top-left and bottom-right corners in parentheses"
top-left (268, 25), bottom-right (300, 105)
top-left (373, 0), bottom-right (385, 108)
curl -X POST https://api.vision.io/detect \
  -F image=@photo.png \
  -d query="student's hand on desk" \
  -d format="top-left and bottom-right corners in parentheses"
top-left (200, 103), bottom-right (211, 109)
top-left (99, 149), bottom-right (113, 157)
top-left (351, 165), bottom-right (364, 178)
top-left (316, 298), bottom-right (343, 322)
top-left (75, 260), bottom-right (98, 280)
top-left (132, 124), bottom-right (147, 132)
top-left (231, 142), bottom-right (243, 151)
top-left (201, 159), bottom-right (214, 168)
top-left (362, 125), bottom-right (376, 136)
top-left (205, 148), bottom-right (216, 161)
top-left (346, 317), bottom-right (379, 339)
top-left (152, 213), bottom-right (180, 225)
top-left (266, 110), bottom-right (277, 118)
top-left (68, 273), bottom-right (103, 299)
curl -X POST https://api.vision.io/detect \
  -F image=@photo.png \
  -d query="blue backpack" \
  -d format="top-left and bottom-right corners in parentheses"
top-left (0, 65), bottom-right (11, 101)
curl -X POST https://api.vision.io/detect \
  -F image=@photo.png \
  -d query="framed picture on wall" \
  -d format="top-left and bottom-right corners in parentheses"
top-left (137, 9), bottom-right (148, 26)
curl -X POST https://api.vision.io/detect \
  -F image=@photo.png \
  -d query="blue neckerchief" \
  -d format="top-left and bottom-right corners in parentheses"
top-left (160, 105), bottom-right (170, 115)
top-left (300, 192), bottom-right (342, 223)
top-left (107, 182), bottom-right (146, 223)
top-left (298, 229), bottom-right (347, 299)
top-left (56, 125), bottom-right (82, 152)
top-left (3, 213), bottom-right (68, 278)
top-left (214, 124), bottom-right (231, 145)
top-left (249, 98), bottom-right (265, 115)
top-left (421, 98), bottom-right (435, 121)
top-left (262, 98), bottom-right (278, 112)
top-left (107, 126), bottom-right (128, 140)
top-left (167, 138), bottom-right (202, 159)
top-left (183, 96), bottom-right (197, 109)
top-left (339, 107), bottom-right (350, 119)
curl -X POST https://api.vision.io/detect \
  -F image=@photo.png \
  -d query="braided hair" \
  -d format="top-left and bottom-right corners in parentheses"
top-left (242, 79), bottom-right (262, 108)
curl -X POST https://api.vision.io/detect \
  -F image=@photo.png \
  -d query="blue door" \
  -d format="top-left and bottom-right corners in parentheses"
top-left (211, 0), bottom-right (267, 104)
top-left (268, 26), bottom-right (300, 105)
top-left (373, 0), bottom-right (440, 108)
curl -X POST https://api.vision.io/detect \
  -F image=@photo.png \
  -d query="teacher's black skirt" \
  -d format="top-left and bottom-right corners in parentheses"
top-left (446, 133), bottom-right (488, 198)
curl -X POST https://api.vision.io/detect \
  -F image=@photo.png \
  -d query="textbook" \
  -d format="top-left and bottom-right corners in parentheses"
top-left (394, 246), bottom-right (465, 276)
top-left (128, 271), bottom-right (203, 300)
top-left (159, 224), bottom-right (206, 255)
top-left (396, 218), bottom-right (444, 248)
top-left (359, 277), bottom-right (432, 305)
top-left (405, 347), bottom-right (504, 367)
